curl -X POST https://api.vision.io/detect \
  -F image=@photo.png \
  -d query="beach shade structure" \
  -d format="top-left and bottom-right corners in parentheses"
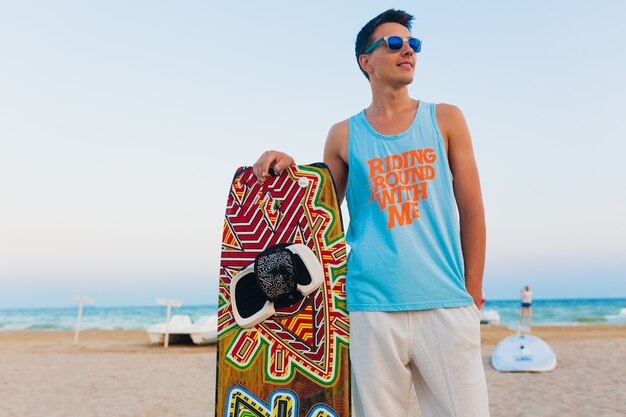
top-left (156, 298), bottom-right (182, 348)
top-left (72, 295), bottom-right (93, 345)
top-left (491, 333), bottom-right (557, 372)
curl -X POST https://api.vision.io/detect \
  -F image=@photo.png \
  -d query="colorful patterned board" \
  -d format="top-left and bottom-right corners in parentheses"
top-left (216, 164), bottom-right (350, 417)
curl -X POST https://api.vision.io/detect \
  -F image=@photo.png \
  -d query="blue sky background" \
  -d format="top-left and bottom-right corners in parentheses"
top-left (1, 1), bottom-right (625, 308)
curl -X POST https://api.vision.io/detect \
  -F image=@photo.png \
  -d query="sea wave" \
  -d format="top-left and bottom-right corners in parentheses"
top-left (605, 307), bottom-right (626, 323)
top-left (26, 324), bottom-right (65, 330)
top-left (572, 317), bottom-right (607, 323)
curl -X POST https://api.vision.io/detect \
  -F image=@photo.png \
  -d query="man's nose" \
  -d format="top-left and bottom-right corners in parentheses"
top-left (401, 42), bottom-right (414, 56)
top-left (400, 39), bottom-right (414, 56)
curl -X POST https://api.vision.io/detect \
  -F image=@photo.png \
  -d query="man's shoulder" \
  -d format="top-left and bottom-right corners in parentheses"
top-left (327, 119), bottom-right (350, 141)
top-left (434, 103), bottom-right (467, 137)
top-left (435, 102), bottom-right (463, 119)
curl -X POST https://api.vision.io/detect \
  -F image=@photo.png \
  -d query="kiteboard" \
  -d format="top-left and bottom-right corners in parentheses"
top-left (215, 164), bottom-right (350, 417)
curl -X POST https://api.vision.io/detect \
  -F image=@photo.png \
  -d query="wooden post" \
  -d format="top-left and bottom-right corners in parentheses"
top-left (72, 295), bottom-right (93, 345)
top-left (156, 298), bottom-right (182, 348)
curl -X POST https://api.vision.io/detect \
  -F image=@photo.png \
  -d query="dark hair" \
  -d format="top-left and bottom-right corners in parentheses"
top-left (355, 9), bottom-right (415, 79)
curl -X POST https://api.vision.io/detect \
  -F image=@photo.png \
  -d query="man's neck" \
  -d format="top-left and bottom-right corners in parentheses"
top-left (366, 84), bottom-right (414, 118)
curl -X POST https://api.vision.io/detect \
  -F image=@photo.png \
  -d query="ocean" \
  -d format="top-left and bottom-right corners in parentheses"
top-left (1, 299), bottom-right (625, 331)
top-left (0, 304), bottom-right (218, 331)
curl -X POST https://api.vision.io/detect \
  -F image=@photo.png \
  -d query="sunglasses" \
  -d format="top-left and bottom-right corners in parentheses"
top-left (364, 36), bottom-right (422, 54)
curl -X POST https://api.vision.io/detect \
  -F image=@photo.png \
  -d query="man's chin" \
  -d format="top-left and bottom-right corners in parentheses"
top-left (393, 74), bottom-right (414, 86)
top-left (374, 73), bottom-right (415, 87)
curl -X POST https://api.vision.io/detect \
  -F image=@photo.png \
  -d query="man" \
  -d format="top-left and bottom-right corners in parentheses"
top-left (254, 9), bottom-right (489, 417)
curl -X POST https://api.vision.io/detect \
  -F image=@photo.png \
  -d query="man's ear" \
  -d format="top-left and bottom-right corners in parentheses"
top-left (358, 54), bottom-right (370, 74)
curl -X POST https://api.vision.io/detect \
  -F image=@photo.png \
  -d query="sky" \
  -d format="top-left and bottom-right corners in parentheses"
top-left (1, 1), bottom-right (625, 308)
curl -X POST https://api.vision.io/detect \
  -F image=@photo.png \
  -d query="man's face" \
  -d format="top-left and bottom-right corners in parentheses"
top-left (363, 22), bottom-right (416, 86)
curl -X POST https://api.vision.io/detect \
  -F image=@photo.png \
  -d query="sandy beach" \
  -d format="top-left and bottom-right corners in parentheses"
top-left (1, 325), bottom-right (624, 417)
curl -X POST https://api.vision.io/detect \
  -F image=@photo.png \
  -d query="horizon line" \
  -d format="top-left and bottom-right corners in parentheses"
top-left (2, 296), bottom-right (626, 311)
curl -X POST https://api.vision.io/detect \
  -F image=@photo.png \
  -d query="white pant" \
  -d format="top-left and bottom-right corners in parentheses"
top-left (350, 306), bottom-right (490, 417)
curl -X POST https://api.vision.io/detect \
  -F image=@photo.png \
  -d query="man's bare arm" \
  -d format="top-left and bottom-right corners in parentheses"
top-left (437, 104), bottom-right (486, 308)
top-left (323, 120), bottom-right (349, 205)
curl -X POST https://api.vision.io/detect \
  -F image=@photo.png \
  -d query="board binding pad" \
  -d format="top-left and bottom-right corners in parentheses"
top-left (216, 164), bottom-right (350, 417)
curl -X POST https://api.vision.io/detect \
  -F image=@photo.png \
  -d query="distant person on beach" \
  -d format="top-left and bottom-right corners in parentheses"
top-left (520, 285), bottom-right (533, 328)
top-left (253, 9), bottom-right (489, 417)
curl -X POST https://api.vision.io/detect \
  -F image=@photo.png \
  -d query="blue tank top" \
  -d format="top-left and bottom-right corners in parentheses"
top-left (346, 101), bottom-right (473, 311)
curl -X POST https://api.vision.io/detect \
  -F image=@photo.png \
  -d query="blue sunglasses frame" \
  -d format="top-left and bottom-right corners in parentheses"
top-left (364, 36), bottom-right (422, 54)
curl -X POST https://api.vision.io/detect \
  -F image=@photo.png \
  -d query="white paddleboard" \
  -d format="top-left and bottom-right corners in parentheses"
top-left (491, 334), bottom-right (557, 372)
